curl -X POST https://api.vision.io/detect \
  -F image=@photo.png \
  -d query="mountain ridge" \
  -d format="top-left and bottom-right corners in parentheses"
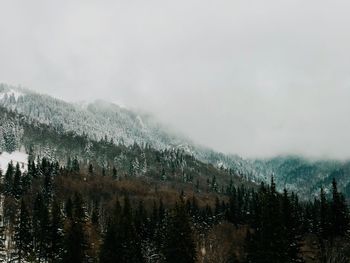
top-left (2, 83), bottom-right (350, 199)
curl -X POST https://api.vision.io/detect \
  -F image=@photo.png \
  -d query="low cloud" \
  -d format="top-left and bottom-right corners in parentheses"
top-left (1, 0), bottom-right (350, 159)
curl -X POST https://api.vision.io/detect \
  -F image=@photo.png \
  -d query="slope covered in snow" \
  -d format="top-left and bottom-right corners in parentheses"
top-left (0, 84), bottom-right (187, 150)
top-left (0, 84), bottom-right (251, 176)
top-left (0, 151), bottom-right (28, 172)
top-left (2, 83), bottom-right (350, 199)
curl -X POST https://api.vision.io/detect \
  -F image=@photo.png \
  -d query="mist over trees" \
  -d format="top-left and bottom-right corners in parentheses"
top-left (0, 88), bottom-right (350, 262)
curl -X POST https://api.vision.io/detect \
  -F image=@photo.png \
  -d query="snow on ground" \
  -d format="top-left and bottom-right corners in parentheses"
top-left (0, 151), bottom-right (28, 172)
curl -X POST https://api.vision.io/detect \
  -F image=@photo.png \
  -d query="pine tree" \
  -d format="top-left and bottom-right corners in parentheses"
top-left (99, 199), bottom-right (122, 263)
top-left (112, 166), bottom-right (117, 180)
top-left (88, 164), bottom-right (94, 176)
top-left (119, 196), bottom-right (144, 263)
top-left (28, 145), bottom-right (35, 163)
top-left (4, 162), bottom-right (14, 195)
top-left (211, 175), bottom-right (218, 192)
top-left (246, 177), bottom-right (287, 263)
top-left (3, 131), bottom-right (16, 153)
top-left (72, 158), bottom-right (80, 173)
top-left (12, 163), bottom-right (22, 199)
top-left (91, 200), bottom-right (100, 231)
top-left (161, 167), bottom-right (166, 181)
top-left (99, 222), bottom-right (120, 263)
top-left (319, 187), bottom-right (330, 239)
top-left (331, 178), bottom-right (349, 237)
top-left (49, 199), bottom-right (64, 262)
top-left (43, 162), bottom-right (53, 201)
top-left (281, 189), bottom-right (303, 263)
top-left (63, 193), bottom-right (88, 263)
top-left (32, 193), bottom-right (50, 261)
top-left (15, 199), bottom-right (33, 262)
top-left (163, 198), bottom-right (196, 263)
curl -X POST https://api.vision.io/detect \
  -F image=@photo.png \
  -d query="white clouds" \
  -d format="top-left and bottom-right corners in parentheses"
top-left (1, 0), bottom-right (350, 158)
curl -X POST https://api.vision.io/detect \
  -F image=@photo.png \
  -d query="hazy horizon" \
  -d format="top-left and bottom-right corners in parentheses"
top-left (2, 1), bottom-right (350, 159)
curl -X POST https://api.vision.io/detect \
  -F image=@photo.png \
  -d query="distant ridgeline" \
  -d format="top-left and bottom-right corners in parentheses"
top-left (1, 83), bottom-right (350, 201)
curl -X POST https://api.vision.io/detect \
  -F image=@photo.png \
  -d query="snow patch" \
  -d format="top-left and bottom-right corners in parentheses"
top-left (0, 151), bottom-right (28, 172)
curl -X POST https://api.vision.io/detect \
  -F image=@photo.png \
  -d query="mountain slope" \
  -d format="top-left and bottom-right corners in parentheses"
top-left (0, 84), bottom-right (184, 148)
top-left (0, 84), bottom-right (259, 180)
top-left (2, 83), bottom-right (350, 200)
top-left (0, 103), bottom-right (253, 194)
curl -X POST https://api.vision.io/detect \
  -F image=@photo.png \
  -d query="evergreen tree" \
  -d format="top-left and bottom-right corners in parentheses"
top-left (99, 199), bottom-right (122, 263)
top-left (49, 199), bottom-right (64, 262)
top-left (88, 164), bottom-right (94, 176)
top-left (163, 198), bottom-right (196, 263)
top-left (72, 158), bottom-right (80, 173)
top-left (91, 200), bottom-right (100, 232)
top-left (331, 178), bottom-right (349, 237)
top-left (63, 193), bottom-right (88, 263)
top-left (15, 199), bottom-right (33, 262)
top-left (4, 162), bottom-right (14, 195)
top-left (319, 187), bottom-right (330, 239)
top-left (12, 163), bottom-right (22, 199)
top-left (33, 193), bottom-right (50, 261)
top-left (100, 197), bottom-right (144, 263)
top-left (119, 196), bottom-right (144, 263)
top-left (43, 162), bottom-right (53, 201)
top-left (112, 166), bottom-right (117, 179)
top-left (3, 131), bottom-right (17, 153)
top-left (246, 177), bottom-right (287, 263)
top-left (281, 189), bottom-right (303, 263)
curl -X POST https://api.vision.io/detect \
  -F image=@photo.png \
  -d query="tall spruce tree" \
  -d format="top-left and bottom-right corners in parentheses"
top-left (12, 163), bottom-right (22, 199)
top-left (63, 193), bottom-right (88, 263)
top-left (281, 189), bottom-right (303, 263)
top-left (49, 199), bottom-right (64, 262)
top-left (4, 162), bottom-right (14, 195)
top-left (15, 199), bottom-right (33, 262)
top-left (163, 198), bottom-right (196, 263)
top-left (331, 178), bottom-right (349, 237)
top-left (99, 199), bottom-right (122, 263)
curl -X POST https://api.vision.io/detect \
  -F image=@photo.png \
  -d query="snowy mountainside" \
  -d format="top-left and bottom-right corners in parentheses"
top-left (0, 104), bottom-right (252, 192)
top-left (0, 84), bottom-right (186, 149)
top-left (1, 84), bottom-right (350, 199)
top-left (252, 156), bottom-right (350, 199)
top-left (0, 84), bottom-right (258, 181)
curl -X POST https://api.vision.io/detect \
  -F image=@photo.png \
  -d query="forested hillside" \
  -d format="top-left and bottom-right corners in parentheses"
top-left (0, 155), bottom-right (349, 262)
top-left (3, 84), bottom-right (350, 201)
top-left (0, 93), bottom-right (349, 262)
top-left (0, 105), bottom-right (251, 194)
top-left (0, 84), bottom-right (263, 184)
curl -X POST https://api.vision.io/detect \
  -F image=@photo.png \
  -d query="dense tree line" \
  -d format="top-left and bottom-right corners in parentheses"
top-left (0, 157), bottom-right (349, 262)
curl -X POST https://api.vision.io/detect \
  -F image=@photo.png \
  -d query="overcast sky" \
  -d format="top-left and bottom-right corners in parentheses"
top-left (1, 0), bottom-right (350, 159)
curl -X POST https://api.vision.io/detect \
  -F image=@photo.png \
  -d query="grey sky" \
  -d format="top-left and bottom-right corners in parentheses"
top-left (1, 0), bottom-right (350, 159)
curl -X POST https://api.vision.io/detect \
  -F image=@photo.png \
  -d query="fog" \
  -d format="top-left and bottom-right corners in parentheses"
top-left (1, 0), bottom-right (350, 159)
